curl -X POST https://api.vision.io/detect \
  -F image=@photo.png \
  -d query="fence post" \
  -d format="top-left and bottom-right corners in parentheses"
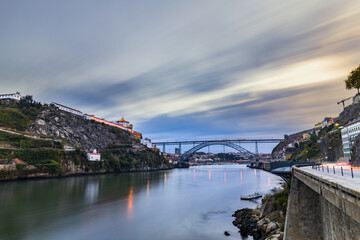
top-left (327, 166), bottom-right (329, 173)
top-left (341, 167), bottom-right (343, 176)
top-left (351, 168), bottom-right (354, 178)
top-left (333, 166), bottom-right (335, 174)
top-left (322, 165), bottom-right (324, 172)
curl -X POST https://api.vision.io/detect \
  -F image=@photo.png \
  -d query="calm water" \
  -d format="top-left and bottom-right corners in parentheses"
top-left (0, 165), bottom-right (282, 240)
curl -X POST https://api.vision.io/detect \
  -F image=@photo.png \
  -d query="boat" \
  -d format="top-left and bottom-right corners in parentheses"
top-left (240, 193), bottom-right (262, 200)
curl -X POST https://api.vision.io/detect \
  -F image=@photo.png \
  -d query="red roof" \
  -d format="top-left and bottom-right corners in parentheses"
top-left (12, 158), bottom-right (27, 165)
top-left (88, 153), bottom-right (100, 155)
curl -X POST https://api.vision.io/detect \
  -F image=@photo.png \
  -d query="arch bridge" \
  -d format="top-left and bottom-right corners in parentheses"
top-left (152, 138), bottom-right (284, 163)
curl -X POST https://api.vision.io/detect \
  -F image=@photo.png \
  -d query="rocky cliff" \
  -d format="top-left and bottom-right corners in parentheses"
top-left (319, 131), bottom-right (343, 162)
top-left (335, 102), bottom-right (360, 125)
top-left (28, 107), bottom-right (133, 152)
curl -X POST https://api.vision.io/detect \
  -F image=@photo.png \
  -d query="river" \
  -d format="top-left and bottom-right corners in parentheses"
top-left (0, 164), bottom-right (282, 240)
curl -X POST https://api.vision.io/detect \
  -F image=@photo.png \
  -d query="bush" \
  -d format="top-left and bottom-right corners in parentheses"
top-left (15, 163), bottom-right (25, 170)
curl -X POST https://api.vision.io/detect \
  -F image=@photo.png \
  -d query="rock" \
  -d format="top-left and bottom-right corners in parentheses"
top-left (224, 231), bottom-right (230, 236)
top-left (266, 222), bottom-right (278, 234)
top-left (28, 107), bottom-right (134, 151)
top-left (265, 233), bottom-right (281, 240)
top-left (256, 218), bottom-right (266, 228)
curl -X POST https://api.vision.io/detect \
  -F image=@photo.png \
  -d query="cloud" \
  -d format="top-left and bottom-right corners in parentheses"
top-left (0, 0), bottom-right (360, 150)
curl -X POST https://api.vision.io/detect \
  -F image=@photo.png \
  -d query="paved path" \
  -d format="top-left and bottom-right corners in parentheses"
top-left (300, 166), bottom-right (360, 194)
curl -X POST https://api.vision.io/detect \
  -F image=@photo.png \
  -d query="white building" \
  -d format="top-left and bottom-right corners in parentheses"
top-left (0, 92), bottom-right (21, 101)
top-left (143, 138), bottom-right (155, 149)
top-left (87, 149), bottom-right (101, 161)
top-left (52, 102), bottom-right (84, 117)
top-left (341, 117), bottom-right (360, 160)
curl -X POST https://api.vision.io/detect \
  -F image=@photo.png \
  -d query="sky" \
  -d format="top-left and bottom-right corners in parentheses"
top-left (1, 0), bottom-right (360, 153)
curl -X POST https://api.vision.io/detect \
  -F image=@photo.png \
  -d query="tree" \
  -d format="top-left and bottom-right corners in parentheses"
top-left (345, 65), bottom-right (360, 93)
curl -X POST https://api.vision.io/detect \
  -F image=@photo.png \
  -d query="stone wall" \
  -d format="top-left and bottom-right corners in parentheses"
top-left (285, 167), bottom-right (360, 240)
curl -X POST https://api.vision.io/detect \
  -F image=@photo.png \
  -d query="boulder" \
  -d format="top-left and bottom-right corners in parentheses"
top-left (266, 222), bottom-right (278, 234)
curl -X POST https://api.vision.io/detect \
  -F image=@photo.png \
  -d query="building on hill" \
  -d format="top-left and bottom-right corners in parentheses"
top-left (133, 131), bottom-right (142, 141)
top-left (143, 138), bottom-right (158, 151)
top-left (0, 92), bottom-right (21, 101)
top-left (10, 158), bottom-right (27, 165)
top-left (283, 146), bottom-right (297, 160)
top-left (52, 102), bottom-right (84, 117)
top-left (353, 94), bottom-right (360, 104)
top-left (117, 117), bottom-right (131, 128)
top-left (87, 149), bottom-right (101, 161)
top-left (322, 117), bottom-right (334, 127)
top-left (340, 117), bottom-right (360, 161)
top-left (303, 132), bottom-right (311, 141)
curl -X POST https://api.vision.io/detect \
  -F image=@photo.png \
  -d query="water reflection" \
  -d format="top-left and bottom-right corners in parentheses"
top-left (0, 165), bottom-right (282, 240)
top-left (146, 179), bottom-right (150, 199)
top-left (84, 180), bottom-right (99, 204)
top-left (127, 186), bottom-right (133, 219)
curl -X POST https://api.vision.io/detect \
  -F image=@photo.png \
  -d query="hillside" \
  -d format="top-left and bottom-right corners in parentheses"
top-left (28, 107), bottom-right (133, 152)
top-left (0, 98), bottom-right (171, 181)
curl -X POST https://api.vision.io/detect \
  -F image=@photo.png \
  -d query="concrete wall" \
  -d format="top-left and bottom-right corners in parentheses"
top-left (284, 167), bottom-right (360, 240)
top-left (284, 176), bottom-right (324, 240)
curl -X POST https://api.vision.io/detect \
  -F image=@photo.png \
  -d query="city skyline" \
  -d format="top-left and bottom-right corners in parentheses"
top-left (1, 0), bottom-right (360, 150)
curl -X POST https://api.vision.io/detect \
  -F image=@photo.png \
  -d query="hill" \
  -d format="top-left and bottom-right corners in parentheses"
top-left (0, 98), bottom-right (170, 181)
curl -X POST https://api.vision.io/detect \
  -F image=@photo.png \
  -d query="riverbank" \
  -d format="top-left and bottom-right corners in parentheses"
top-left (0, 165), bottom-right (174, 183)
top-left (232, 184), bottom-right (289, 240)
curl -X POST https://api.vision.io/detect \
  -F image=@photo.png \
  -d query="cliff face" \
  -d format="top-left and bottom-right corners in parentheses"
top-left (28, 107), bottom-right (133, 152)
top-left (350, 135), bottom-right (360, 164)
top-left (319, 131), bottom-right (343, 162)
top-left (272, 142), bottom-right (285, 159)
top-left (335, 102), bottom-right (360, 125)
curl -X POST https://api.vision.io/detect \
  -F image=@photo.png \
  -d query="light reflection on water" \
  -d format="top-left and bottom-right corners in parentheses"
top-left (0, 164), bottom-right (282, 240)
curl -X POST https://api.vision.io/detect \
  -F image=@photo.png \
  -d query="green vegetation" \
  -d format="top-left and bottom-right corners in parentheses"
top-left (345, 65), bottom-right (360, 93)
top-left (0, 131), bottom-right (63, 149)
top-left (0, 95), bottom-right (43, 131)
top-left (290, 133), bottom-right (320, 162)
top-left (272, 187), bottom-right (290, 214)
top-left (102, 147), bottom-right (168, 172)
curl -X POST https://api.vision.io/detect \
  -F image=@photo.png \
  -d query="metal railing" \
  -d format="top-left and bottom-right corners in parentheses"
top-left (312, 165), bottom-right (355, 178)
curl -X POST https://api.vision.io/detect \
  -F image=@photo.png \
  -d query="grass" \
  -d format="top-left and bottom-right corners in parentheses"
top-left (0, 131), bottom-right (63, 149)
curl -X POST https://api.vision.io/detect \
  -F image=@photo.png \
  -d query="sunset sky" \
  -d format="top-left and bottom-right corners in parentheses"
top-left (1, 1), bottom-right (360, 152)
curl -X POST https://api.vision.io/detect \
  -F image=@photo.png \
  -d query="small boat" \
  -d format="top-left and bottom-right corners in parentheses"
top-left (241, 193), bottom-right (262, 200)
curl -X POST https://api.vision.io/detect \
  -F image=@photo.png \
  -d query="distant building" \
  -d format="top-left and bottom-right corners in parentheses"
top-left (52, 102), bottom-right (84, 117)
top-left (175, 148), bottom-right (181, 154)
top-left (143, 138), bottom-right (155, 148)
top-left (0, 92), bottom-right (21, 101)
top-left (87, 149), bottom-right (101, 161)
top-left (133, 131), bottom-right (142, 141)
top-left (10, 158), bottom-right (27, 165)
top-left (322, 117), bottom-right (334, 127)
top-left (303, 133), bottom-right (311, 141)
top-left (341, 117), bottom-right (360, 160)
top-left (353, 94), bottom-right (360, 104)
top-left (283, 146), bottom-right (297, 160)
top-left (64, 145), bottom-right (76, 151)
top-left (117, 117), bottom-right (130, 128)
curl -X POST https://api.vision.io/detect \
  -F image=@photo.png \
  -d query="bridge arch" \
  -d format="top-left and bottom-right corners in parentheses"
top-left (181, 141), bottom-right (253, 162)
